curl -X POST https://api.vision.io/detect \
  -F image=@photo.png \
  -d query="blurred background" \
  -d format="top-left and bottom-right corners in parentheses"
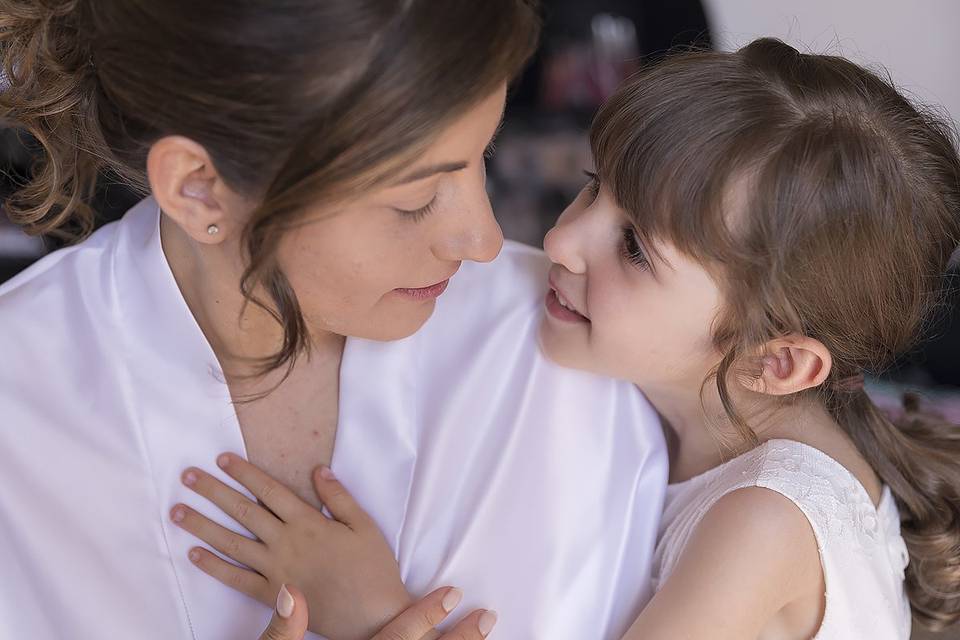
top-left (1, 3), bottom-right (958, 636)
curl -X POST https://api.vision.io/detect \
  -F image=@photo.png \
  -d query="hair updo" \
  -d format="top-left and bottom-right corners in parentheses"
top-left (0, 0), bottom-right (540, 372)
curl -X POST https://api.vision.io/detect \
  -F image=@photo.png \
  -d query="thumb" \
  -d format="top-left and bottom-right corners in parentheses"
top-left (312, 466), bottom-right (371, 529)
top-left (258, 584), bottom-right (309, 640)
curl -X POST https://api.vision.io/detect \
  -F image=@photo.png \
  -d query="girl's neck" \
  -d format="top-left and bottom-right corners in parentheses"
top-left (643, 379), bottom-right (838, 483)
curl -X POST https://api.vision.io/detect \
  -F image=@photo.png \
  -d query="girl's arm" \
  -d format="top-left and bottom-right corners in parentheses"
top-left (622, 487), bottom-right (823, 640)
top-left (176, 456), bottom-right (819, 640)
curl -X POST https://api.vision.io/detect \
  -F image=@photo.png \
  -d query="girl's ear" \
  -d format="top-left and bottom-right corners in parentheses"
top-left (743, 335), bottom-right (833, 396)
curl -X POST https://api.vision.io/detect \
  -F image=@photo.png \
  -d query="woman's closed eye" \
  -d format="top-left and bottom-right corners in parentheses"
top-left (394, 194), bottom-right (438, 222)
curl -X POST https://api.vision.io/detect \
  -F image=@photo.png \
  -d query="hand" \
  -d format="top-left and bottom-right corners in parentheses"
top-left (171, 453), bottom-right (411, 640)
top-left (258, 584), bottom-right (308, 640)
top-left (372, 587), bottom-right (499, 640)
top-left (257, 583), bottom-right (499, 640)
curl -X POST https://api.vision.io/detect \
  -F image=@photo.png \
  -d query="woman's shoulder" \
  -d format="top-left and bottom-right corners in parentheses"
top-left (0, 219), bottom-right (119, 309)
top-left (0, 219), bottom-right (125, 392)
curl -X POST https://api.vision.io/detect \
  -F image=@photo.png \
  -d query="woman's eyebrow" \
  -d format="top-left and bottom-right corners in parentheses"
top-left (394, 161), bottom-right (468, 185)
top-left (395, 104), bottom-right (507, 186)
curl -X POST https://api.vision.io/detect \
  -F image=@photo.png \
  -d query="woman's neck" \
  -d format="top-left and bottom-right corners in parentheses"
top-left (159, 214), bottom-right (344, 391)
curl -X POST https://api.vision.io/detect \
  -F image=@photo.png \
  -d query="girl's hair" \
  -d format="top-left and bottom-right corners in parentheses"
top-left (591, 38), bottom-right (960, 630)
top-left (0, 0), bottom-right (539, 374)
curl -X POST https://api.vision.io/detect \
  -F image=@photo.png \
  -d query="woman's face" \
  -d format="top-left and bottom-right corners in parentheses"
top-left (276, 86), bottom-right (507, 342)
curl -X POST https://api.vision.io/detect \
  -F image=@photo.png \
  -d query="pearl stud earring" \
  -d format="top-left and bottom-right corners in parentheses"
top-left (206, 224), bottom-right (219, 236)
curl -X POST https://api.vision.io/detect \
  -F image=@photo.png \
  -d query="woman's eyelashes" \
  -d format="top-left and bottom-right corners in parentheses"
top-left (395, 194), bottom-right (438, 222)
top-left (583, 170), bottom-right (600, 199)
top-left (621, 225), bottom-right (650, 271)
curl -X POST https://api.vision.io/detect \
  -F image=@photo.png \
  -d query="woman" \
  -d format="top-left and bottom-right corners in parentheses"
top-left (0, 2), bottom-right (666, 639)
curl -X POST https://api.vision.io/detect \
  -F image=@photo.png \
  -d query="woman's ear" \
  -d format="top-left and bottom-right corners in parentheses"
top-left (744, 335), bottom-right (833, 396)
top-left (147, 135), bottom-right (247, 244)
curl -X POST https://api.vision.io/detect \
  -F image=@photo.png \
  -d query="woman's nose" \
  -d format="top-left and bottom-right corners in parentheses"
top-left (433, 191), bottom-right (504, 264)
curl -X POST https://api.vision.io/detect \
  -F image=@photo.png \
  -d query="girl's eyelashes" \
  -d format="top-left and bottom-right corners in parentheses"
top-left (395, 194), bottom-right (438, 222)
top-left (621, 225), bottom-right (650, 271)
top-left (580, 171), bottom-right (649, 271)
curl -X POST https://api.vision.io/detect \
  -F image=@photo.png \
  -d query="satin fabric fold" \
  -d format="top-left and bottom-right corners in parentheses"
top-left (0, 197), bottom-right (666, 639)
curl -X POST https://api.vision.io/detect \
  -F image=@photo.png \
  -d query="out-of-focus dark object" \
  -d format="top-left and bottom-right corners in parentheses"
top-left (494, 0), bottom-right (713, 243)
top-left (508, 0), bottom-right (713, 123)
top-left (0, 128), bottom-right (140, 281)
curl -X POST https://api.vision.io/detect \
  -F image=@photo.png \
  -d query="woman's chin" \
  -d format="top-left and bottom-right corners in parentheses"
top-left (350, 300), bottom-right (439, 343)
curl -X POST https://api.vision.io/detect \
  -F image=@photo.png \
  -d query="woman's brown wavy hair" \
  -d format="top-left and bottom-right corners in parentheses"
top-left (592, 38), bottom-right (960, 631)
top-left (0, 0), bottom-right (539, 375)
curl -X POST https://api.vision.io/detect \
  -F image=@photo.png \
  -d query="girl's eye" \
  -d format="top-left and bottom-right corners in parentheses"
top-left (621, 225), bottom-right (650, 271)
top-left (395, 195), bottom-right (438, 222)
top-left (583, 170), bottom-right (601, 200)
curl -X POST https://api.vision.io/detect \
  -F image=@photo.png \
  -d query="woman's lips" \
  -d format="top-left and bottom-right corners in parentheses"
top-left (393, 279), bottom-right (450, 300)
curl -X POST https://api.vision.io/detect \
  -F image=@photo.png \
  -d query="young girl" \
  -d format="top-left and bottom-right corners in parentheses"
top-left (176, 39), bottom-right (960, 638)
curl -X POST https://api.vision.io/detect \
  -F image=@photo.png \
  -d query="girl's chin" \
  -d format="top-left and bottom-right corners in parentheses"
top-left (536, 319), bottom-right (589, 370)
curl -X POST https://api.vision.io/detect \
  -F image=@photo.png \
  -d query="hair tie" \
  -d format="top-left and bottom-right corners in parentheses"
top-left (834, 372), bottom-right (866, 393)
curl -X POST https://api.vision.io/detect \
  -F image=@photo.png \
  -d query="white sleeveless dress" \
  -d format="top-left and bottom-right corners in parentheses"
top-left (652, 439), bottom-right (912, 638)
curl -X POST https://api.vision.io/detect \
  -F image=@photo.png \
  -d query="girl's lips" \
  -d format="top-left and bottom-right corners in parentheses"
top-left (393, 279), bottom-right (450, 300)
top-left (545, 288), bottom-right (590, 323)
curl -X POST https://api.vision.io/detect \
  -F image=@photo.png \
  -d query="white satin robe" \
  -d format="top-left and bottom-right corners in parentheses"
top-left (0, 197), bottom-right (666, 639)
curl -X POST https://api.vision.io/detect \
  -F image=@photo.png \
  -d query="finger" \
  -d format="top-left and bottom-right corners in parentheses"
top-left (187, 546), bottom-right (271, 604)
top-left (370, 587), bottom-right (462, 640)
top-left (259, 584), bottom-right (309, 640)
top-left (216, 453), bottom-right (308, 523)
top-left (182, 466), bottom-right (281, 542)
top-left (439, 609), bottom-right (498, 640)
top-left (312, 466), bottom-right (372, 529)
top-left (170, 503), bottom-right (266, 570)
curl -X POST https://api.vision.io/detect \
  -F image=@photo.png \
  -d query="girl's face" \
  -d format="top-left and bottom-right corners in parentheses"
top-left (275, 85), bottom-right (507, 342)
top-left (539, 175), bottom-right (726, 391)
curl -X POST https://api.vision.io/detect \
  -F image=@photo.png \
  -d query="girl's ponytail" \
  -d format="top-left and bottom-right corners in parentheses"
top-left (829, 391), bottom-right (960, 630)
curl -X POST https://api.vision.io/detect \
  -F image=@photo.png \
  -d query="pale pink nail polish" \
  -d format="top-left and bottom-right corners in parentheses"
top-left (319, 466), bottom-right (336, 480)
top-left (171, 507), bottom-right (185, 523)
top-left (277, 584), bottom-right (295, 619)
top-left (182, 471), bottom-right (197, 487)
top-left (217, 454), bottom-right (230, 469)
top-left (441, 587), bottom-right (463, 613)
top-left (478, 610), bottom-right (497, 636)
top-left (188, 549), bottom-right (200, 563)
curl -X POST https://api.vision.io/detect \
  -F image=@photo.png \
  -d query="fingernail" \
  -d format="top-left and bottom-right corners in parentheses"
top-left (217, 454), bottom-right (230, 469)
top-left (182, 470), bottom-right (197, 487)
top-left (319, 466), bottom-right (336, 481)
top-left (478, 610), bottom-right (497, 636)
top-left (277, 584), bottom-right (295, 619)
top-left (441, 587), bottom-right (463, 613)
top-left (171, 507), bottom-right (185, 523)
top-left (188, 549), bottom-right (200, 563)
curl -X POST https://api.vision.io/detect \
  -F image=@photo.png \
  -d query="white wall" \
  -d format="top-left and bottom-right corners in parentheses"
top-left (702, 0), bottom-right (960, 126)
